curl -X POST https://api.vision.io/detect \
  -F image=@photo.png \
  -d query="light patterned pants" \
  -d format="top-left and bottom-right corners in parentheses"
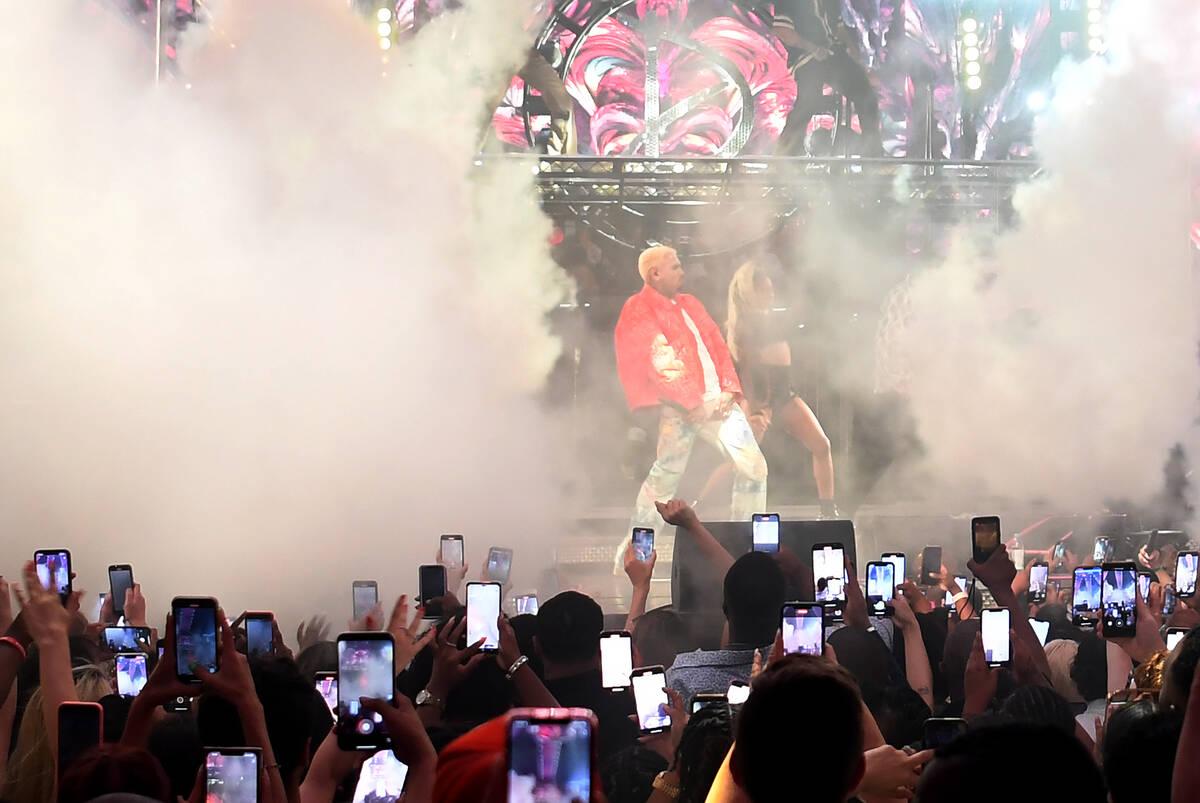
top-left (630, 404), bottom-right (768, 533)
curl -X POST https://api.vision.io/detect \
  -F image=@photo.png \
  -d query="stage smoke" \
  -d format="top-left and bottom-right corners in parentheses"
top-left (0, 0), bottom-right (569, 632)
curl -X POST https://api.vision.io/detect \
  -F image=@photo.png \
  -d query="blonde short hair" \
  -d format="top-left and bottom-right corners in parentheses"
top-left (637, 245), bottom-right (677, 282)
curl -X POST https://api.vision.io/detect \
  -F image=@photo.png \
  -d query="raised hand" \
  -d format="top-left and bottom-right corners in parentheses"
top-left (13, 561), bottom-right (73, 645)
top-left (296, 614), bottom-right (331, 652)
top-left (655, 499), bottom-right (699, 529)
top-left (624, 541), bottom-right (656, 591)
top-left (123, 583), bottom-right (148, 628)
top-left (638, 687), bottom-right (688, 763)
top-left (350, 602), bottom-right (385, 632)
top-left (387, 595), bottom-right (435, 671)
top-left (425, 616), bottom-right (489, 700)
top-left (968, 544), bottom-right (1017, 596)
top-left (0, 575), bottom-right (13, 633)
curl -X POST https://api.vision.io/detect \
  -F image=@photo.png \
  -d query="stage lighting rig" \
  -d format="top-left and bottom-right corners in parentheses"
top-left (1086, 0), bottom-right (1106, 55)
top-left (377, 5), bottom-right (393, 50)
top-left (960, 14), bottom-right (983, 92)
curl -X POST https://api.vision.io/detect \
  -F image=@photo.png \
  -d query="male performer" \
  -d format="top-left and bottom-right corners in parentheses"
top-left (615, 246), bottom-right (767, 556)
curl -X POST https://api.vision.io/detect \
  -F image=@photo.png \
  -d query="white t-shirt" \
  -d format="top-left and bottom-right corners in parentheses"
top-left (678, 306), bottom-right (720, 401)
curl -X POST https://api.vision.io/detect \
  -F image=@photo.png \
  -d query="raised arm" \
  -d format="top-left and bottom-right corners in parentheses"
top-left (890, 595), bottom-right (935, 710)
top-left (657, 499), bottom-right (735, 577)
top-left (968, 545), bottom-right (1051, 680)
top-left (623, 541), bottom-right (657, 632)
top-left (14, 561), bottom-right (78, 764)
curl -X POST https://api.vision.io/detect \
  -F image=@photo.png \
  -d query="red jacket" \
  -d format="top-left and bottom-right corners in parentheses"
top-left (614, 284), bottom-right (742, 412)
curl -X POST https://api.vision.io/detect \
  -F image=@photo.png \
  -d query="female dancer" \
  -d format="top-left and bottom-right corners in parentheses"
top-left (701, 259), bottom-right (837, 516)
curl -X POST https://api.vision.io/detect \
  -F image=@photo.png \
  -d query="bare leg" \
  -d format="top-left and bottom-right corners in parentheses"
top-left (778, 397), bottom-right (834, 501)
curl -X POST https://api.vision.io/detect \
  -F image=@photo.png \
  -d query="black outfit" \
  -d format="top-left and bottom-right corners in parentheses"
top-left (735, 312), bottom-right (797, 413)
top-left (543, 669), bottom-right (638, 762)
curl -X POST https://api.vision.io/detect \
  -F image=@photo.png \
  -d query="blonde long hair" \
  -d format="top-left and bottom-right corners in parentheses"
top-left (726, 260), bottom-right (770, 364)
top-left (2, 665), bottom-right (111, 803)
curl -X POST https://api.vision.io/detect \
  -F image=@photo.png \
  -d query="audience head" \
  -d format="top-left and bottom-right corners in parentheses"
top-left (915, 723), bottom-right (1106, 803)
top-left (998, 684), bottom-right (1075, 735)
top-left (146, 714), bottom-right (204, 801)
top-left (873, 685), bottom-right (931, 748)
top-left (1163, 626), bottom-right (1200, 710)
top-left (722, 553), bottom-right (786, 647)
top-left (632, 608), bottom-right (688, 669)
top-left (1069, 634), bottom-right (1109, 703)
top-left (731, 655), bottom-right (865, 803)
top-left (941, 619), bottom-right (980, 709)
top-left (675, 704), bottom-right (734, 803)
top-left (57, 744), bottom-right (171, 803)
top-left (535, 591), bottom-right (604, 672)
top-left (1101, 699), bottom-right (1180, 803)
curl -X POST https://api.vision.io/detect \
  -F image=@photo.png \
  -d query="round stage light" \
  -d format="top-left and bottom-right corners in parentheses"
top-left (378, 21), bottom-right (392, 36)
top-left (1087, 0), bottom-right (1101, 8)
top-left (1089, 37), bottom-right (1104, 51)
top-left (966, 61), bottom-right (981, 76)
top-left (377, 7), bottom-right (391, 21)
top-left (962, 17), bottom-right (978, 34)
top-left (966, 75), bottom-right (982, 91)
top-left (965, 46), bottom-right (980, 61)
top-left (1088, 9), bottom-right (1102, 23)
top-left (379, 37), bottom-right (391, 50)
top-left (1088, 23), bottom-right (1103, 38)
top-left (963, 32), bottom-right (979, 48)
top-left (1026, 91), bottom-right (1047, 112)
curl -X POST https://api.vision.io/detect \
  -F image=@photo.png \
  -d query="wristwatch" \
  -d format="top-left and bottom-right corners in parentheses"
top-left (415, 689), bottom-right (445, 710)
top-left (652, 770), bottom-right (680, 799)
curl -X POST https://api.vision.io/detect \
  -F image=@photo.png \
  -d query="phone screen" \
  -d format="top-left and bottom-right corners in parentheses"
top-left (1164, 586), bottom-right (1177, 615)
top-left (752, 514), bottom-right (780, 554)
top-left (812, 545), bottom-right (845, 603)
top-left (102, 626), bottom-right (151, 653)
top-left (507, 716), bottom-right (592, 802)
top-left (315, 674), bottom-right (338, 716)
top-left (353, 583), bottom-right (378, 621)
top-left (972, 517), bottom-right (1000, 562)
top-left (632, 528), bottom-right (655, 562)
top-left (1029, 564), bottom-right (1048, 599)
top-left (1138, 574), bottom-right (1152, 603)
top-left (486, 549), bottom-right (513, 583)
top-left (440, 536), bottom-right (464, 569)
top-left (921, 546), bottom-right (942, 585)
top-left (466, 583), bottom-right (501, 651)
top-left (1073, 567), bottom-right (1102, 616)
top-left (1101, 565), bottom-right (1137, 636)
top-left (599, 633), bottom-right (633, 690)
top-left (1053, 542), bottom-right (1067, 560)
top-left (109, 567), bottom-right (133, 615)
top-left (58, 703), bottom-right (101, 776)
top-left (337, 637), bottom-right (395, 746)
top-left (726, 682), bottom-right (750, 705)
top-left (173, 601), bottom-right (218, 681)
top-left (515, 594), bottom-right (539, 615)
top-left (35, 550), bottom-right (71, 598)
top-left (246, 615), bottom-right (273, 658)
top-left (1093, 537), bottom-right (1110, 563)
top-left (981, 608), bottom-right (1011, 666)
top-left (206, 750), bottom-right (259, 801)
top-left (353, 749), bottom-right (409, 803)
top-left (866, 562), bottom-right (895, 617)
top-left (882, 553), bottom-right (906, 583)
top-left (632, 670), bottom-right (671, 733)
top-left (1029, 618), bottom-right (1051, 646)
top-left (116, 653), bottom-right (148, 697)
top-left (1176, 553), bottom-right (1198, 596)
top-left (419, 565), bottom-right (447, 604)
top-left (1166, 629), bottom-right (1187, 651)
top-left (781, 604), bottom-right (823, 656)
top-left (690, 694), bottom-right (724, 714)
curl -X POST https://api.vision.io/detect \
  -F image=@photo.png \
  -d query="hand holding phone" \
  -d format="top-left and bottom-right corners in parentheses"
top-left (1028, 562), bottom-right (1049, 604)
top-left (116, 652), bottom-right (149, 697)
top-left (1100, 562), bottom-right (1137, 638)
top-left (1176, 551), bottom-right (1199, 597)
top-left (632, 527), bottom-right (655, 562)
top-left (865, 561), bottom-right (895, 618)
top-left (419, 564), bottom-right (448, 617)
top-left (465, 582), bottom-right (501, 651)
top-left (980, 607), bottom-right (1011, 668)
top-left (352, 581), bottom-right (379, 623)
top-left (507, 709), bottom-right (595, 803)
top-left (920, 545), bottom-right (942, 586)
top-left (812, 543), bottom-right (846, 609)
top-left (34, 549), bottom-right (72, 603)
top-left (244, 611), bottom-right (274, 658)
top-left (108, 564), bottom-right (134, 618)
top-left (440, 534), bottom-right (464, 569)
top-left (881, 552), bottom-right (906, 583)
top-left (172, 597), bottom-right (219, 683)
top-left (486, 547), bottom-right (513, 584)
top-left (780, 603), bottom-right (824, 656)
top-left (971, 517), bottom-right (1001, 565)
top-left (1072, 567), bottom-right (1102, 628)
top-left (631, 666), bottom-right (671, 734)
top-left (336, 633), bottom-right (395, 750)
top-left (751, 514), bottom-right (780, 554)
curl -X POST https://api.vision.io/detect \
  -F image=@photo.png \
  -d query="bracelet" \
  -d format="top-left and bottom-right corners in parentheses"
top-left (506, 655), bottom-right (529, 680)
top-left (952, 592), bottom-right (969, 604)
top-left (652, 771), bottom-right (681, 799)
top-left (0, 636), bottom-right (27, 660)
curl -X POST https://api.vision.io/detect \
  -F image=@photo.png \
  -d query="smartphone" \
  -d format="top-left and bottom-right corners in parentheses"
top-left (101, 626), bottom-right (152, 653)
top-left (751, 514), bottom-right (780, 554)
top-left (971, 516), bottom-right (1001, 565)
top-left (1052, 542), bottom-right (1067, 561)
top-left (923, 717), bottom-right (967, 750)
top-left (244, 611), bottom-right (274, 658)
top-left (1073, 567), bottom-right (1102, 628)
top-left (921, 545), bottom-right (942, 586)
top-left (163, 695), bottom-right (191, 713)
top-left (691, 693), bottom-right (726, 714)
top-left (632, 527), bottom-right (655, 562)
top-left (865, 561), bottom-right (895, 618)
top-left (440, 534), bottom-right (464, 569)
top-left (57, 701), bottom-right (102, 776)
top-left (1029, 562), bottom-right (1049, 603)
top-left (336, 632), bottom-right (395, 750)
top-left (881, 552), bottom-right (906, 583)
top-left (419, 564), bottom-right (447, 616)
top-left (486, 547), bottom-right (514, 584)
top-left (631, 666), bottom-right (671, 734)
top-left (1166, 627), bottom-right (1189, 651)
top-left (315, 671), bottom-right (338, 716)
top-left (205, 748), bottom-right (260, 802)
top-left (507, 708), bottom-right (595, 803)
top-left (599, 631), bottom-right (633, 692)
top-left (726, 681), bottom-right (751, 705)
top-left (1101, 562), bottom-right (1138, 638)
top-left (1164, 585), bottom-right (1178, 615)
top-left (1176, 551), bottom-right (1199, 597)
top-left (34, 549), bottom-right (72, 602)
top-left (108, 564), bottom-right (134, 618)
top-left (116, 652), bottom-right (148, 698)
top-left (1093, 537), bottom-right (1111, 563)
top-left (1029, 618), bottom-right (1051, 646)
top-left (1138, 572), bottom-right (1154, 603)
top-left (352, 580), bottom-right (379, 622)
top-left (514, 594), bottom-right (539, 615)
top-left (780, 602), bottom-right (824, 656)
top-left (173, 597), bottom-right (219, 683)
top-left (981, 607), bottom-right (1011, 668)
top-left (812, 543), bottom-right (846, 609)
top-left (353, 749), bottom-right (409, 803)
top-left (465, 582), bottom-right (501, 652)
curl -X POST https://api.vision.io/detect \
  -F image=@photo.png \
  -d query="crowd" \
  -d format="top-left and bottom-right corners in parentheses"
top-left (1, 500), bottom-right (1199, 803)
